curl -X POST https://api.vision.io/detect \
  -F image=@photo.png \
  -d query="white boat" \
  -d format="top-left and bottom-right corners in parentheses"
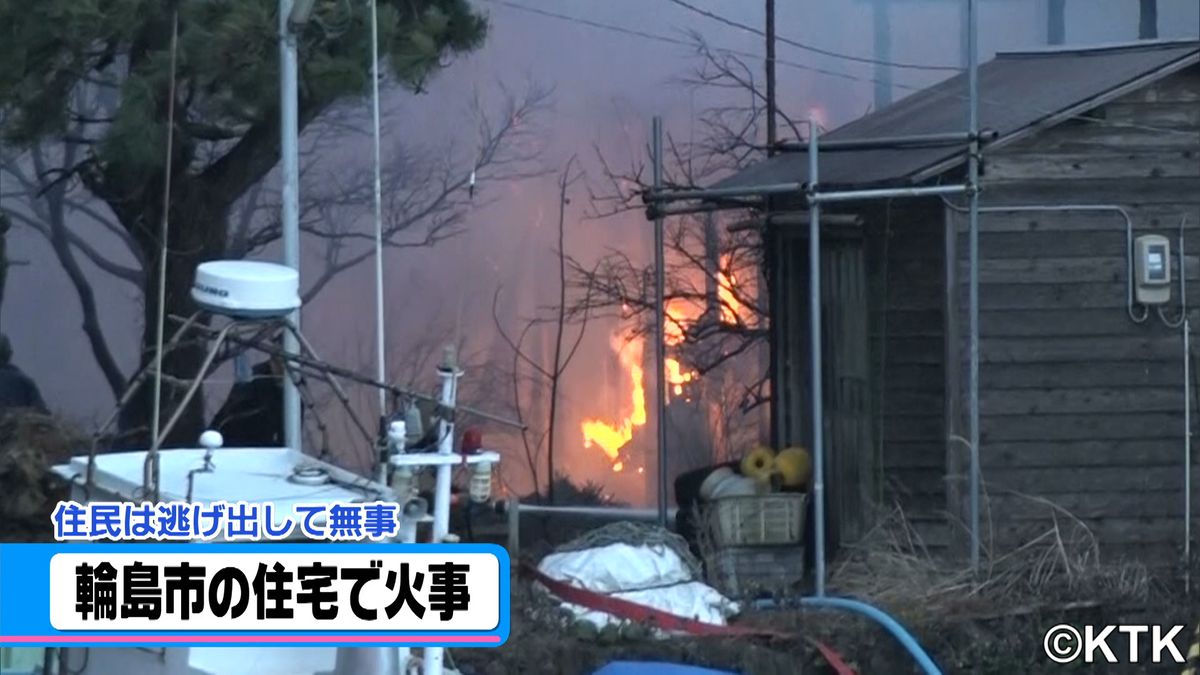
top-left (50, 447), bottom-right (390, 675)
top-left (44, 261), bottom-right (498, 675)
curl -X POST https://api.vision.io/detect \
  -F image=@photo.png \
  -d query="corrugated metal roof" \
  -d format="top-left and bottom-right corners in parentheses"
top-left (712, 39), bottom-right (1200, 192)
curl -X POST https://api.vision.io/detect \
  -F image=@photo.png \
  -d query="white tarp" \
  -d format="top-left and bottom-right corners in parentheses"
top-left (537, 542), bottom-right (740, 631)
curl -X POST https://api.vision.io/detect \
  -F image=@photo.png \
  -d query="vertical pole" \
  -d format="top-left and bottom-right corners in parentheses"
top-left (1047, 0), bottom-right (1066, 45)
top-left (653, 116), bottom-right (669, 527)
top-left (807, 114), bottom-right (826, 597)
top-left (370, 0), bottom-right (389, 484)
top-left (425, 346), bottom-right (458, 675)
top-left (966, 0), bottom-right (982, 573)
top-left (433, 345), bottom-right (459, 542)
top-left (943, 207), bottom-right (963, 545)
top-left (872, 0), bottom-right (893, 111)
top-left (1185, 317), bottom-right (1192, 594)
top-left (1139, 0), bottom-right (1158, 40)
top-left (763, 0), bottom-right (779, 454)
top-left (280, 0), bottom-right (303, 453)
top-left (1181, 216), bottom-right (1190, 593)
top-left (765, 0), bottom-right (777, 152)
top-left (507, 498), bottom-right (521, 560)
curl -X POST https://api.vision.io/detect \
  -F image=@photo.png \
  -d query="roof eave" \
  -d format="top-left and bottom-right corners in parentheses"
top-left (908, 50), bottom-right (1200, 185)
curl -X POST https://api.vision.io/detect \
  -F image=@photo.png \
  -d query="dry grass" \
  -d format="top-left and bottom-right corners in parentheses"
top-left (829, 493), bottom-right (1157, 623)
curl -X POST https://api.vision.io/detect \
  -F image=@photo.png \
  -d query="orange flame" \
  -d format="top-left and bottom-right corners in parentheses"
top-left (583, 251), bottom-right (763, 467)
top-left (665, 357), bottom-right (694, 396)
top-left (664, 298), bottom-right (693, 346)
top-left (581, 334), bottom-right (647, 470)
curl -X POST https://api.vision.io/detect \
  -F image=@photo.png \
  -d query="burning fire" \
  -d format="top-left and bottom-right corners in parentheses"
top-left (665, 357), bottom-right (694, 396)
top-left (581, 252), bottom-right (757, 470)
top-left (580, 334), bottom-right (647, 469)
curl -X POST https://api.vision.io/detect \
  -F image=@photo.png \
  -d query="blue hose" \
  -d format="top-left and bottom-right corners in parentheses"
top-left (754, 596), bottom-right (942, 675)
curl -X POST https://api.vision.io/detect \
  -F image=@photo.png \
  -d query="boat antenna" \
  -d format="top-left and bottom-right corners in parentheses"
top-left (145, 2), bottom-right (182, 502)
top-left (369, 0), bottom-right (389, 483)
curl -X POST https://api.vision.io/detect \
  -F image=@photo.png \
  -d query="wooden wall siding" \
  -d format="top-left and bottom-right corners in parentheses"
top-left (775, 226), bottom-right (877, 546)
top-left (862, 201), bottom-right (949, 549)
top-left (825, 237), bottom-right (875, 543)
top-left (946, 65), bottom-right (1200, 564)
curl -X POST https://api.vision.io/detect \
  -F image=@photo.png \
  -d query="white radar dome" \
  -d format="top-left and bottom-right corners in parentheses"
top-left (191, 260), bottom-right (300, 318)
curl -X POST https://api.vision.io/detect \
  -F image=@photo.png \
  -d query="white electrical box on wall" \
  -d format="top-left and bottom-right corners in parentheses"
top-left (1134, 234), bottom-right (1172, 305)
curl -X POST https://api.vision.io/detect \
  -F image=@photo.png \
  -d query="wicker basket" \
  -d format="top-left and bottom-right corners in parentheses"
top-left (702, 493), bottom-right (807, 547)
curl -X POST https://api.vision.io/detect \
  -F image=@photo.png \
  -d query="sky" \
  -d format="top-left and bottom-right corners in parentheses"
top-left (2, 0), bottom-right (1198, 500)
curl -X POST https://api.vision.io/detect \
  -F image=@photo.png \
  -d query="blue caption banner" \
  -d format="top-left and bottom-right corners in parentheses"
top-left (0, 543), bottom-right (510, 648)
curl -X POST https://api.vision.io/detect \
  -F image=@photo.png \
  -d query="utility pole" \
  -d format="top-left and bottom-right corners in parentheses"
top-left (765, 0), bottom-right (777, 153)
top-left (1139, 0), bottom-right (1158, 40)
top-left (872, 0), bottom-right (892, 111)
top-left (1047, 0), bottom-right (1066, 45)
top-left (764, 0), bottom-right (780, 450)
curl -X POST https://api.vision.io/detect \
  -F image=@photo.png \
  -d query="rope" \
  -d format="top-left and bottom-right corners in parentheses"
top-left (146, 4), bottom-right (182, 503)
top-left (551, 521), bottom-right (704, 580)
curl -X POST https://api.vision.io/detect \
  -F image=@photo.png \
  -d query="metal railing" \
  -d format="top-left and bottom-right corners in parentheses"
top-left (499, 499), bottom-right (679, 559)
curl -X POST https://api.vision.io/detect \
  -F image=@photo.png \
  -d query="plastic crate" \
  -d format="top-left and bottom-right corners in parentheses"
top-left (701, 493), bottom-right (807, 547)
top-left (704, 545), bottom-right (805, 598)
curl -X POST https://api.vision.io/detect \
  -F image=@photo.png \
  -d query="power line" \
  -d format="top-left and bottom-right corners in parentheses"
top-left (665, 0), bottom-right (958, 72)
top-left (481, 0), bottom-right (917, 86)
top-left (482, 0), bottom-right (1196, 139)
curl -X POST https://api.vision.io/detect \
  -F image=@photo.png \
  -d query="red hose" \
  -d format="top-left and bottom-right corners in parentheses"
top-left (522, 563), bottom-right (857, 675)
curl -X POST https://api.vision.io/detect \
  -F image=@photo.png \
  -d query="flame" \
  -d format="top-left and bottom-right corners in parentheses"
top-left (664, 298), bottom-right (693, 346)
top-left (665, 357), bottom-right (694, 396)
top-left (583, 250), bottom-right (762, 466)
top-left (581, 334), bottom-right (647, 467)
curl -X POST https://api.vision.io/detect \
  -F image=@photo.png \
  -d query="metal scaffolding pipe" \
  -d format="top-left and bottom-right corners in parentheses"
top-left (654, 202), bottom-right (746, 218)
top-left (507, 502), bottom-right (677, 520)
top-left (812, 183), bottom-right (968, 205)
top-left (647, 182), bottom-right (803, 205)
top-left (807, 113), bottom-right (827, 598)
top-left (942, 202), bottom-right (1141, 323)
top-left (647, 182), bottom-right (970, 212)
top-left (279, 0), bottom-right (303, 455)
top-left (652, 116), bottom-right (669, 528)
top-left (500, 499), bottom-right (680, 558)
top-left (966, 0), bottom-right (982, 574)
top-left (943, 200), bottom-right (1156, 571)
top-left (776, 129), bottom-right (996, 153)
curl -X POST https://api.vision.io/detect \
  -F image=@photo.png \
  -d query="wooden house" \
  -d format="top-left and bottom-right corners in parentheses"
top-left (710, 39), bottom-right (1200, 566)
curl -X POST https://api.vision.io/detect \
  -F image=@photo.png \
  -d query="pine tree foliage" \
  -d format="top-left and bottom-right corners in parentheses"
top-left (0, 0), bottom-right (486, 198)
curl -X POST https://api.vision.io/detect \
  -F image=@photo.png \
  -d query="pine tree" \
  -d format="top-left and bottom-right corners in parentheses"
top-left (0, 0), bottom-right (487, 445)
